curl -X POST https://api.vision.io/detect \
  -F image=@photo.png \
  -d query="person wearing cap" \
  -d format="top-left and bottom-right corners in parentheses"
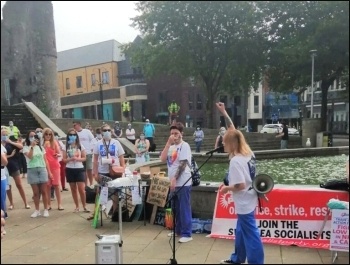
top-left (143, 119), bottom-right (156, 152)
top-left (112, 121), bottom-right (123, 138)
top-left (125, 123), bottom-right (136, 145)
top-left (160, 122), bottom-right (193, 243)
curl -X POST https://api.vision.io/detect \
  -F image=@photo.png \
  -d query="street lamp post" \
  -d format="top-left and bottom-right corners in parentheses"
top-left (94, 100), bottom-right (98, 120)
top-left (98, 68), bottom-right (104, 120)
top-left (299, 107), bottom-right (303, 136)
top-left (310, 49), bottom-right (317, 118)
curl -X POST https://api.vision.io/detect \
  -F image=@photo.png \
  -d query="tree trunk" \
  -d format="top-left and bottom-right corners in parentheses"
top-left (320, 80), bottom-right (330, 131)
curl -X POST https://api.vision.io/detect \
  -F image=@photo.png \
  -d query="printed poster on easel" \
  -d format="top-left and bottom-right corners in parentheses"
top-left (330, 209), bottom-right (349, 252)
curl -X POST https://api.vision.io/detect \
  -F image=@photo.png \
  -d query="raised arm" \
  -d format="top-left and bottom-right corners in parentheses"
top-left (215, 102), bottom-right (236, 131)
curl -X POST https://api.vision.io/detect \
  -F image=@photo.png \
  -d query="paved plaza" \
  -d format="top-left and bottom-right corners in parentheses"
top-left (1, 182), bottom-right (348, 264)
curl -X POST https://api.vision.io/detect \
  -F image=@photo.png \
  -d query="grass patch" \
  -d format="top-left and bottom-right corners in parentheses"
top-left (199, 154), bottom-right (348, 185)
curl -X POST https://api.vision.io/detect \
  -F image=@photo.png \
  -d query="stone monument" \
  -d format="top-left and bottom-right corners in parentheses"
top-left (1, 1), bottom-right (61, 118)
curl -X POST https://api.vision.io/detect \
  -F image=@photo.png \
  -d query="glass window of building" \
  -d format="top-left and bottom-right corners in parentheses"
top-left (76, 76), bottom-right (82, 88)
top-left (102, 72), bottom-right (109, 84)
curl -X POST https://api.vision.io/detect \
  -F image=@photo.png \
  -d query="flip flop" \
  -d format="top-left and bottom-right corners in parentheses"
top-left (58, 208), bottom-right (65, 211)
top-left (48, 207), bottom-right (52, 211)
top-left (86, 215), bottom-right (94, 221)
top-left (8, 205), bottom-right (13, 210)
top-left (25, 205), bottom-right (31, 209)
top-left (83, 208), bottom-right (91, 213)
top-left (73, 208), bottom-right (80, 213)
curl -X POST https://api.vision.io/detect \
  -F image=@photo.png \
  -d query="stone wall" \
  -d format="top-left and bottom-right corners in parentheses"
top-left (302, 118), bottom-right (322, 147)
top-left (0, 1), bottom-right (61, 118)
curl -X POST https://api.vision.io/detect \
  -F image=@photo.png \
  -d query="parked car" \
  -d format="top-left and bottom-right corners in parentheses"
top-left (260, 124), bottom-right (283, 134)
top-left (288, 127), bottom-right (300, 135)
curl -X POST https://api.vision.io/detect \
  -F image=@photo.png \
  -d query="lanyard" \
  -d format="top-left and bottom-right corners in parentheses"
top-left (103, 140), bottom-right (111, 158)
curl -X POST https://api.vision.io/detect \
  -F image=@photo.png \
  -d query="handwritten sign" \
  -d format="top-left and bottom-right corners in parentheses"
top-left (146, 176), bottom-right (170, 207)
top-left (330, 209), bottom-right (349, 252)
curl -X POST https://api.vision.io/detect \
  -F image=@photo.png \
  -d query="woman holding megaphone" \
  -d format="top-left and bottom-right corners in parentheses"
top-left (216, 102), bottom-right (264, 265)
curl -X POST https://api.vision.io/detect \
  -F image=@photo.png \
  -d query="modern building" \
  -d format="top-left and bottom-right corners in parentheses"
top-left (302, 80), bottom-right (348, 133)
top-left (57, 39), bottom-right (147, 122)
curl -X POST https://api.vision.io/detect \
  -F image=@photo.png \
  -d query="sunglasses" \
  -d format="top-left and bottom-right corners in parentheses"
top-left (102, 129), bottom-right (111, 132)
top-left (68, 133), bottom-right (77, 136)
top-left (45, 133), bottom-right (52, 136)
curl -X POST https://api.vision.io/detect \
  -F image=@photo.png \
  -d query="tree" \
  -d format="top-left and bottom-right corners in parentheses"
top-left (124, 1), bottom-right (267, 128)
top-left (260, 1), bottom-right (349, 131)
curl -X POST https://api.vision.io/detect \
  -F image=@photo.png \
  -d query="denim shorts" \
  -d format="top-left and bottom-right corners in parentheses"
top-left (27, 167), bottom-right (48, 185)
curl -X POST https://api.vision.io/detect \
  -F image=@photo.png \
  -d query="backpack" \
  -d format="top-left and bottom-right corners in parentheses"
top-left (188, 156), bottom-right (201, 186)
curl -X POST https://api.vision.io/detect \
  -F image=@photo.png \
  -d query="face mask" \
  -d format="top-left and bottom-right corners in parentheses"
top-left (9, 123), bottom-right (13, 127)
top-left (128, 126), bottom-right (131, 129)
top-left (140, 136), bottom-right (145, 140)
top-left (96, 134), bottom-right (102, 139)
top-left (37, 132), bottom-right (43, 138)
top-left (103, 131), bottom-right (111, 139)
top-left (197, 128), bottom-right (200, 130)
top-left (1, 135), bottom-right (8, 141)
top-left (29, 137), bottom-right (35, 142)
top-left (68, 135), bottom-right (77, 141)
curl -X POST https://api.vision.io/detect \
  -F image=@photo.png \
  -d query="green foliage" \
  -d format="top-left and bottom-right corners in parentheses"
top-left (124, 1), bottom-right (267, 128)
top-left (259, 1), bottom-right (349, 128)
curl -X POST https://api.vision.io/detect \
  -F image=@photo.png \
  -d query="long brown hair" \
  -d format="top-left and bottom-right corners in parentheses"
top-left (223, 129), bottom-right (253, 157)
top-left (42, 128), bottom-right (56, 149)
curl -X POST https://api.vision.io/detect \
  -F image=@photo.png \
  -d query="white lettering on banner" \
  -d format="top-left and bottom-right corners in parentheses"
top-left (210, 185), bottom-right (349, 249)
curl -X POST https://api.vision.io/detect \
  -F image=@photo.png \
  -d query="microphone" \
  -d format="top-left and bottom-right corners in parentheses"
top-left (204, 146), bottom-right (223, 155)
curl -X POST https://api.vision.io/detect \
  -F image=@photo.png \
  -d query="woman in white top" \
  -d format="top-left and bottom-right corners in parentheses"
top-left (1, 143), bottom-right (8, 217)
top-left (87, 124), bottom-right (125, 220)
top-left (62, 128), bottom-right (90, 213)
top-left (217, 102), bottom-right (264, 265)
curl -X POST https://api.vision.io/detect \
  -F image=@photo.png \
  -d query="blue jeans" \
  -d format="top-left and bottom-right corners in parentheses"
top-left (171, 186), bottom-right (192, 237)
top-left (195, 141), bottom-right (202, 152)
top-left (230, 210), bottom-right (264, 264)
top-left (1, 178), bottom-right (7, 213)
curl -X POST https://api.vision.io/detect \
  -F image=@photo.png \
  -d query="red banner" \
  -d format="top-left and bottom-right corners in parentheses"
top-left (209, 185), bottom-right (349, 249)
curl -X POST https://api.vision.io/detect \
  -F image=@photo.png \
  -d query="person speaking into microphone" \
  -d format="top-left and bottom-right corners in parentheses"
top-left (216, 102), bottom-right (264, 265)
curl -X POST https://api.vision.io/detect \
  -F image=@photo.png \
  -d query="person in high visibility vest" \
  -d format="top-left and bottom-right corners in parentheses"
top-left (122, 101), bottom-right (131, 120)
top-left (168, 100), bottom-right (180, 124)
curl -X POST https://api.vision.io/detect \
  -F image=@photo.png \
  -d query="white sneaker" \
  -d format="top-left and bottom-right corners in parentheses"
top-left (167, 232), bottom-right (179, 237)
top-left (178, 237), bottom-right (193, 243)
top-left (31, 210), bottom-right (41, 218)
top-left (43, 209), bottom-right (49, 217)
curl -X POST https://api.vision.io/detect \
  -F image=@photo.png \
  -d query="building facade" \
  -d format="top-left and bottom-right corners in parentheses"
top-left (57, 39), bottom-right (147, 122)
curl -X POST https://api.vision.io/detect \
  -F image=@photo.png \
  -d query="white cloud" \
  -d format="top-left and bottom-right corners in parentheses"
top-left (1, 1), bottom-right (141, 52)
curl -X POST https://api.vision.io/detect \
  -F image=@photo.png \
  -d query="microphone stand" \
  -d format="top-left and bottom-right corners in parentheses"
top-left (165, 152), bottom-right (214, 265)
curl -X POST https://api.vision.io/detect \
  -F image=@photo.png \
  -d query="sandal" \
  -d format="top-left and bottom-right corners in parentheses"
top-left (48, 207), bottom-right (52, 211)
top-left (25, 205), bottom-right (31, 209)
top-left (73, 208), bottom-right (80, 213)
top-left (58, 207), bottom-right (65, 211)
top-left (8, 205), bottom-right (13, 210)
top-left (83, 207), bottom-right (91, 213)
top-left (86, 215), bottom-right (94, 221)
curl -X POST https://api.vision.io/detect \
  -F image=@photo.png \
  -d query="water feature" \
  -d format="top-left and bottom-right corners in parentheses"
top-left (200, 154), bottom-right (348, 185)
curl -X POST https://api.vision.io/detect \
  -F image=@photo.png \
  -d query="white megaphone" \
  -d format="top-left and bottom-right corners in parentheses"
top-left (251, 174), bottom-right (274, 201)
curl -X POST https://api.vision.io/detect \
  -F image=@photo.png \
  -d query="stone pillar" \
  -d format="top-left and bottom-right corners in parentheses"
top-left (302, 118), bottom-right (322, 147)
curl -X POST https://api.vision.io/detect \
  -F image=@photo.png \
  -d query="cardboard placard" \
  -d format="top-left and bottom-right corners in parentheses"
top-left (146, 176), bottom-right (170, 207)
top-left (150, 167), bottom-right (161, 176)
top-left (140, 166), bottom-right (150, 174)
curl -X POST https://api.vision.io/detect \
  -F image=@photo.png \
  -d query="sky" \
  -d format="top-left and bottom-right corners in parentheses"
top-left (1, 1), bottom-right (141, 52)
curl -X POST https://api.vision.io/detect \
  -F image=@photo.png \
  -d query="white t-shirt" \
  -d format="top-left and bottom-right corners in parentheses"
top-left (77, 129), bottom-right (94, 155)
top-left (125, 128), bottom-right (136, 140)
top-left (93, 138), bottom-right (125, 174)
top-left (65, 145), bottom-right (86, 169)
top-left (1, 144), bottom-right (7, 180)
top-left (228, 154), bottom-right (258, 214)
top-left (166, 141), bottom-right (191, 187)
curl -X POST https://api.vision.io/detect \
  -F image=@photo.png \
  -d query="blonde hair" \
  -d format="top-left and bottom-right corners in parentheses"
top-left (223, 129), bottom-right (253, 157)
top-left (43, 128), bottom-right (55, 149)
